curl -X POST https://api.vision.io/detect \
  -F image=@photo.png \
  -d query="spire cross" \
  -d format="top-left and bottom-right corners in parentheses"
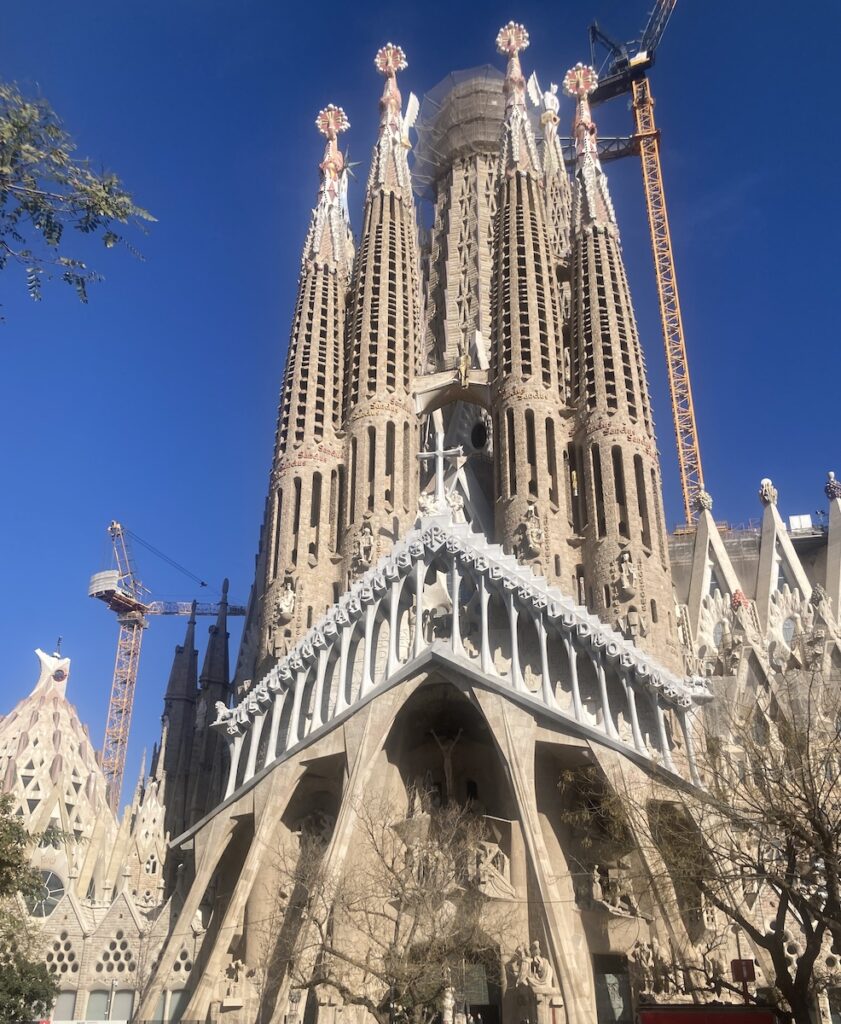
top-left (417, 430), bottom-right (464, 504)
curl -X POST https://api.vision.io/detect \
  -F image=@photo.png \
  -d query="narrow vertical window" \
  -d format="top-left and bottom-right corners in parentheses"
top-left (349, 439), bottom-right (357, 525)
top-left (546, 419), bottom-right (559, 507)
top-left (506, 408), bottom-right (517, 497)
top-left (329, 470), bottom-right (338, 551)
top-left (385, 422), bottom-right (396, 511)
top-left (591, 445), bottom-right (607, 538)
top-left (291, 477), bottom-right (302, 566)
top-left (309, 472), bottom-right (322, 563)
top-left (525, 411), bottom-right (538, 497)
top-left (612, 446), bottom-right (629, 539)
top-left (403, 421), bottom-right (411, 511)
top-left (367, 427), bottom-right (376, 512)
top-left (336, 466), bottom-right (346, 549)
top-left (652, 467), bottom-right (667, 565)
top-left (634, 455), bottom-right (651, 549)
top-left (271, 488), bottom-right (284, 581)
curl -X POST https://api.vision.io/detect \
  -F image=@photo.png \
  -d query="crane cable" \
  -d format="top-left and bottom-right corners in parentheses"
top-left (124, 529), bottom-right (208, 588)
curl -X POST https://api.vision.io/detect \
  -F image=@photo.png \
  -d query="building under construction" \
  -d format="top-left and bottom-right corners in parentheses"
top-left (2, 14), bottom-right (841, 1024)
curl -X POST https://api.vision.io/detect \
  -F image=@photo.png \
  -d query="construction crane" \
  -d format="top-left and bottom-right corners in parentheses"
top-left (88, 521), bottom-right (246, 812)
top-left (587, 0), bottom-right (705, 526)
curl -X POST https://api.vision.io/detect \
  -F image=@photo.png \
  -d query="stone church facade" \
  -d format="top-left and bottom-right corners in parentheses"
top-left (2, 23), bottom-right (841, 1024)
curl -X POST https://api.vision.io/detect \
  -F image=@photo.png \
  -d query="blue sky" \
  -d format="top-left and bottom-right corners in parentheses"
top-left (2, 0), bottom-right (839, 811)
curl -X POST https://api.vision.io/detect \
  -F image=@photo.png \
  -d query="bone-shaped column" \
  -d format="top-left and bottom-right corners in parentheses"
top-left (563, 633), bottom-right (583, 721)
top-left (450, 554), bottom-right (465, 657)
top-left (594, 650), bottom-right (619, 740)
top-left (479, 574), bottom-right (493, 675)
top-left (308, 647), bottom-right (330, 734)
top-left (360, 601), bottom-right (376, 696)
top-left (224, 731), bottom-right (245, 799)
top-left (506, 590), bottom-right (526, 692)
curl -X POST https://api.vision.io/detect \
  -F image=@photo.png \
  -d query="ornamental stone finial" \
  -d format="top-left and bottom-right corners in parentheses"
top-left (758, 478), bottom-right (778, 506)
top-left (316, 104), bottom-right (350, 141)
top-left (562, 62), bottom-right (598, 99)
top-left (696, 490), bottom-right (713, 513)
top-left (374, 44), bottom-right (407, 135)
top-left (825, 471), bottom-right (841, 501)
top-left (375, 43), bottom-right (407, 77)
top-left (496, 21), bottom-right (529, 56)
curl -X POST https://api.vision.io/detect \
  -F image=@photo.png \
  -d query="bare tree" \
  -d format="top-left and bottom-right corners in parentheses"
top-left (257, 791), bottom-right (507, 1024)
top-left (564, 669), bottom-right (841, 1023)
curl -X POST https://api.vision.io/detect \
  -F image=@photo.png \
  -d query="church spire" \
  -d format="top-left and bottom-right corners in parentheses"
top-left (563, 63), bottom-right (617, 231)
top-left (367, 44), bottom-right (413, 198)
top-left (563, 63), bottom-right (677, 667)
top-left (490, 22), bottom-right (572, 586)
top-left (163, 601), bottom-right (197, 704)
top-left (251, 111), bottom-right (355, 668)
top-left (496, 22), bottom-right (541, 178)
top-left (343, 44), bottom-right (421, 582)
top-left (306, 104), bottom-right (353, 272)
top-left (199, 580), bottom-right (229, 698)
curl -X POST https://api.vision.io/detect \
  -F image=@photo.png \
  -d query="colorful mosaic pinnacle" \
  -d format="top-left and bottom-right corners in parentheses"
top-left (562, 62), bottom-right (598, 99)
top-left (496, 21), bottom-right (529, 56)
top-left (315, 104), bottom-right (350, 139)
top-left (374, 43), bottom-right (407, 76)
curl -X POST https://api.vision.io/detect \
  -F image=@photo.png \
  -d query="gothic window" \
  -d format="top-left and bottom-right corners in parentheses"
top-left (612, 446), bottom-right (629, 539)
top-left (26, 870), bottom-right (64, 917)
top-left (650, 599), bottom-right (659, 623)
top-left (309, 473), bottom-right (322, 563)
top-left (505, 409), bottom-right (517, 497)
top-left (385, 423), bottom-right (396, 511)
top-left (46, 932), bottom-right (78, 977)
top-left (95, 929), bottom-right (136, 976)
top-left (525, 411), bottom-right (538, 497)
top-left (591, 445), bottom-right (607, 538)
top-left (651, 467), bottom-right (667, 565)
top-left (367, 426), bottom-right (376, 513)
top-left (634, 456), bottom-right (651, 549)
top-left (349, 439), bottom-right (358, 524)
top-left (290, 478), bottom-right (302, 567)
top-left (402, 422), bottom-right (411, 511)
top-left (546, 418), bottom-right (559, 508)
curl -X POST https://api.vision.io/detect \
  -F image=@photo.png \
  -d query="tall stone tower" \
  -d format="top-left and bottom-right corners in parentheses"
top-left (563, 63), bottom-right (676, 665)
top-left (260, 105), bottom-right (354, 664)
top-left (490, 23), bottom-right (571, 584)
top-left (342, 44), bottom-right (422, 581)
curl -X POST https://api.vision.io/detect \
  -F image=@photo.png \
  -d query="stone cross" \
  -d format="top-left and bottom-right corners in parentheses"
top-left (417, 430), bottom-right (464, 505)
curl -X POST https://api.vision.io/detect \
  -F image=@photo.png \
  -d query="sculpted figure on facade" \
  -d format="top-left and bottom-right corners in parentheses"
top-left (513, 940), bottom-right (562, 1024)
top-left (521, 502), bottom-right (544, 559)
top-left (616, 551), bottom-right (639, 599)
top-left (275, 574), bottom-right (296, 625)
top-left (758, 477), bottom-right (778, 506)
top-left (353, 522), bottom-right (375, 572)
top-left (446, 489), bottom-right (467, 524)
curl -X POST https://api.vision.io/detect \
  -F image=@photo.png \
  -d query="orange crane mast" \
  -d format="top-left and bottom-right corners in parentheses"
top-left (588, 0), bottom-right (705, 525)
top-left (89, 521), bottom-right (245, 812)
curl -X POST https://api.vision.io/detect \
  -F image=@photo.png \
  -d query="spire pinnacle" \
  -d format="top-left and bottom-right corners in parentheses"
top-left (495, 22), bottom-right (540, 177)
top-left (306, 106), bottom-right (353, 270)
top-left (375, 43), bottom-right (407, 136)
top-left (367, 43), bottom-right (415, 194)
top-left (496, 21), bottom-right (529, 111)
top-left (563, 63), bottom-right (617, 229)
top-left (316, 104), bottom-right (350, 200)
